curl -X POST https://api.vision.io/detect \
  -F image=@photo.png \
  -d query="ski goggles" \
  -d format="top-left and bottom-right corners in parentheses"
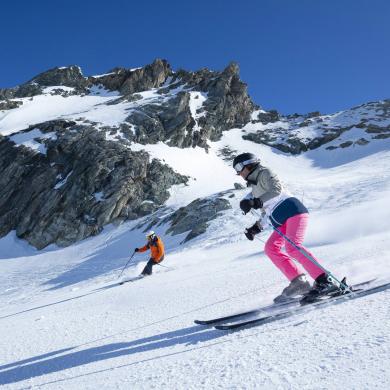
top-left (234, 158), bottom-right (259, 174)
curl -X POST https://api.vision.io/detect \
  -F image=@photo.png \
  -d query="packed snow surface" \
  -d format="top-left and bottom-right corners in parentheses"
top-left (1, 97), bottom-right (390, 388)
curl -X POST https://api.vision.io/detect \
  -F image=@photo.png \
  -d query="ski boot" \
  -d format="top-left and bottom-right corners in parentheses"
top-left (274, 274), bottom-right (311, 303)
top-left (300, 273), bottom-right (342, 304)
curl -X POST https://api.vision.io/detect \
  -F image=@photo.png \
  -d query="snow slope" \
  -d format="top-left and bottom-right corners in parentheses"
top-left (1, 118), bottom-right (390, 389)
top-left (0, 81), bottom-right (188, 137)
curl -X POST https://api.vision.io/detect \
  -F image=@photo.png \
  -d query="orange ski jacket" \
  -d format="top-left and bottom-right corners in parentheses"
top-left (138, 237), bottom-right (165, 263)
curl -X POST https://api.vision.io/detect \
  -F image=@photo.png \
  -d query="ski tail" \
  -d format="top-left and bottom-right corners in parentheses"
top-left (194, 310), bottom-right (259, 325)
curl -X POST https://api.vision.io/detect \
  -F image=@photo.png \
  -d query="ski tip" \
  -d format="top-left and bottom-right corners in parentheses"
top-left (194, 320), bottom-right (208, 325)
top-left (214, 325), bottom-right (232, 330)
top-left (194, 319), bottom-right (218, 326)
top-left (119, 276), bottom-right (145, 285)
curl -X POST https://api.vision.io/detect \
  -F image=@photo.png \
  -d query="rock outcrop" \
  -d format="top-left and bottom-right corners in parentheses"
top-left (0, 66), bottom-right (88, 99)
top-left (244, 100), bottom-right (390, 154)
top-left (0, 120), bottom-right (187, 248)
top-left (133, 193), bottom-right (232, 243)
top-left (0, 59), bottom-right (257, 248)
top-left (165, 195), bottom-right (231, 242)
top-left (117, 61), bottom-right (256, 148)
top-left (92, 59), bottom-right (172, 95)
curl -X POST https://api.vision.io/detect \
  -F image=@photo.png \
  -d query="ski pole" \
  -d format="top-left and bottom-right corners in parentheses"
top-left (156, 263), bottom-right (175, 271)
top-left (251, 210), bottom-right (349, 291)
top-left (118, 251), bottom-right (136, 279)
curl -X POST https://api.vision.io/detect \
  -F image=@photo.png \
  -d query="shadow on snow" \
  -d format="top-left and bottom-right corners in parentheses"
top-left (0, 325), bottom-right (225, 386)
top-left (42, 230), bottom-right (144, 290)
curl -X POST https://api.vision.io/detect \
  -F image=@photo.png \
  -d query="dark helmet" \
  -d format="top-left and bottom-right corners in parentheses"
top-left (232, 153), bottom-right (259, 174)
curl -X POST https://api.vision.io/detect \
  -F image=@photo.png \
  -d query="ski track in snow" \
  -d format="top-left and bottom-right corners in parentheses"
top-left (1, 95), bottom-right (390, 388)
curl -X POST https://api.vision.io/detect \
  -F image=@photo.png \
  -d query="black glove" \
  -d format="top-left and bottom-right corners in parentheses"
top-left (244, 222), bottom-right (263, 241)
top-left (239, 198), bottom-right (263, 214)
top-left (134, 248), bottom-right (139, 252)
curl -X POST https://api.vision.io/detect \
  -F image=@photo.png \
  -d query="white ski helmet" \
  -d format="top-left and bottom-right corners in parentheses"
top-left (146, 231), bottom-right (156, 240)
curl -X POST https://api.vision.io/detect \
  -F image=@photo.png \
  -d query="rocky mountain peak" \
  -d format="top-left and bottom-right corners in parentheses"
top-left (222, 61), bottom-right (240, 77)
top-left (31, 65), bottom-right (86, 88)
top-left (0, 59), bottom-right (259, 248)
top-left (87, 59), bottom-right (172, 95)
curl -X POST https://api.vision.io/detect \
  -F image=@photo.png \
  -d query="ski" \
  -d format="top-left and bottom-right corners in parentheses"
top-left (215, 280), bottom-right (389, 330)
top-left (194, 297), bottom-right (300, 325)
top-left (195, 279), bottom-right (376, 326)
top-left (119, 275), bottom-right (145, 285)
top-left (195, 309), bottom-right (259, 325)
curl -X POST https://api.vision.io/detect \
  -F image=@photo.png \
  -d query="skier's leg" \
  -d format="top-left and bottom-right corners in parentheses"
top-left (141, 258), bottom-right (154, 275)
top-left (264, 226), bottom-right (302, 281)
top-left (284, 213), bottom-right (324, 280)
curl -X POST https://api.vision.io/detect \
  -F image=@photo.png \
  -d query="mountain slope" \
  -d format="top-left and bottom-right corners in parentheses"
top-left (0, 60), bottom-right (254, 249)
top-left (0, 61), bottom-right (390, 389)
top-left (1, 128), bottom-right (390, 389)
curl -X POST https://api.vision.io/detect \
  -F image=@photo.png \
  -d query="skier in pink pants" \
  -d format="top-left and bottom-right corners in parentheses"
top-left (233, 152), bottom-right (338, 302)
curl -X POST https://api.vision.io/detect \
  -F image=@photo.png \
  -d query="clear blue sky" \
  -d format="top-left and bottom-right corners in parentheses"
top-left (1, 0), bottom-right (389, 114)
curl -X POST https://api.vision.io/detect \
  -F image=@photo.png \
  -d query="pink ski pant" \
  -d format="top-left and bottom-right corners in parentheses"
top-left (264, 213), bottom-right (324, 281)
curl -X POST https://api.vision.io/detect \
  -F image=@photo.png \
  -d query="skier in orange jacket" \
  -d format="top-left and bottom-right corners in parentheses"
top-left (135, 231), bottom-right (165, 276)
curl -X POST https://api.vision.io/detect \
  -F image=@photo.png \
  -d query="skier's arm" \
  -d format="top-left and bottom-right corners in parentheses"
top-left (137, 243), bottom-right (150, 253)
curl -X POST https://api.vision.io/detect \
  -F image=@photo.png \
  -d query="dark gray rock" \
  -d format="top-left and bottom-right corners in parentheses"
top-left (197, 62), bottom-right (256, 142)
top-left (118, 61), bottom-right (256, 149)
top-left (373, 133), bottom-right (390, 139)
top-left (164, 195), bottom-right (232, 242)
top-left (0, 100), bottom-right (23, 110)
top-left (0, 121), bottom-right (187, 249)
top-left (165, 196), bottom-right (231, 241)
top-left (126, 91), bottom-right (196, 148)
top-left (242, 117), bottom-right (369, 154)
top-left (365, 124), bottom-right (390, 134)
top-left (306, 111), bottom-right (321, 118)
top-left (355, 138), bottom-right (369, 146)
top-left (88, 59), bottom-right (172, 95)
top-left (31, 66), bottom-right (88, 89)
top-left (254, 110), bottom-right (280, 124)
top-left (131, 192), bottom-right (232, 244)
top-left (339, 141), bottom-right (353, 148)
top-left (0, 83), bottom-right (43, 100)
top-left (0, 66), bottom-right (90, 99)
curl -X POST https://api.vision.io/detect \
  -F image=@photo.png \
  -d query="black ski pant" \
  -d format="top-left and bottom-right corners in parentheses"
top-left (141, 255), bottom-right (164, 275)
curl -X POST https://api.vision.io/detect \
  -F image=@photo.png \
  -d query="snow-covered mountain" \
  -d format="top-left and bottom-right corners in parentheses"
top-left (0, 60), bottom-right (390, 389)
top-left (0, 60), bottom-right (254, 249)
top-left (1, 60), bottom-right (389, 251)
